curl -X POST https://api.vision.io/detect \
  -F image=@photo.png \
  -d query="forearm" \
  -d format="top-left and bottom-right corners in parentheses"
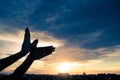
top-left (8, 55), bottom-right (34, 80)
top-left (0, 51), bottom-right (27, 71)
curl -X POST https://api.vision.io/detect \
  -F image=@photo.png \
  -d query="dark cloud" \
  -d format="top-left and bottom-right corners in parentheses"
top-left (0, 0), bottom-right (120, 49)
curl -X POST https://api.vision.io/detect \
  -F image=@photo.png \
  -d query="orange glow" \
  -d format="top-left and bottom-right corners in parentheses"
top-left (55, 62), bottom-right (77, 73)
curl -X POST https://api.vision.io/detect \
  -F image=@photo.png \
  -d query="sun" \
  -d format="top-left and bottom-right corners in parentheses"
top-left (56, 62), bottom-right (72, 73)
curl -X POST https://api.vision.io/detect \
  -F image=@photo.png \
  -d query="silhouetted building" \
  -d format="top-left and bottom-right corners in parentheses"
top-left (58, 73), bottom-right (69, 76)
top-left (83, 72), bottom-right (86, 76)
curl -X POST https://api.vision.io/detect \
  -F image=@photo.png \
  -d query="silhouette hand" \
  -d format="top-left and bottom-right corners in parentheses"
top-left (21, 28), bottom-right (36, 55)
top-left (29, 40), bottom-right (55, 60)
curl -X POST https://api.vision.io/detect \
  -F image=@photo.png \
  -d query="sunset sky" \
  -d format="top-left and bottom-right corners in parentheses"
top-left (0, 0), bottom-right (120, 75)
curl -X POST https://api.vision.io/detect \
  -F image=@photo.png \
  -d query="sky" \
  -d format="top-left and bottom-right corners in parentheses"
top-left (0, 0), bottom-right (120, 75)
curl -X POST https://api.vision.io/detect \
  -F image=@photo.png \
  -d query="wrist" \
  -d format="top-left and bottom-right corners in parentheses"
top-left (16, 51), bottom-right (26, 58)
top-left (27, 54), bottom-right (35, 61)
top-left (19, 50), bottom-right (28, 56)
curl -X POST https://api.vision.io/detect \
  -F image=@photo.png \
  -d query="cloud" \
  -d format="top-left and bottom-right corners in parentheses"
top-left (0, 26), bottom-right (120, 72)
top-left (0, 0), bottom-right (120, 49)
top-left (0, 26), bottom-right (65, 60)
top-left (0, 0), bottom-right (120, 74)
top-left (1, 30), bottom-right (120, 74)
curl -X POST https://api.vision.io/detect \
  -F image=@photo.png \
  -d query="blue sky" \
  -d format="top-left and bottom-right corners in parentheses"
top-left (0, 0), bottom-right (120, 74)
top-left (0, 0), bottom-right (120, 49)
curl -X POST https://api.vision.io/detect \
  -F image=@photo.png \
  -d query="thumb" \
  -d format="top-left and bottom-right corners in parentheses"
top-left (31, 39), bottom-right (38, 48)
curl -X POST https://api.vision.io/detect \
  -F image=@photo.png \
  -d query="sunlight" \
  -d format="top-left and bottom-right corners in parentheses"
top-left (56, 62), bottom-right (73, 73)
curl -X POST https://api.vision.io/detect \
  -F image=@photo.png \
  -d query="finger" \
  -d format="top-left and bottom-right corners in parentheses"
top-left (42, 46), bottom-right (55, 52)
top-left (52, 47), bottom-right (55, 49)
top-left (45, 47), bottom-right (55, 53)
top-left (51, 47), bottom-right (55, 52)
top-left (50, 46), bottom-right (55, 51)
top-left (32, 39), bottom-right (38, 47)
top-left (52, 47), bottom-right (55, 51)
top-left (24, 27), bottom-right (30, 43)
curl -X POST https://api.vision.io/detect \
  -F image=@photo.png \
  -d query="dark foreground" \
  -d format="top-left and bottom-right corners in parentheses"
top-left (0, 73), bottom-right (120, 80)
